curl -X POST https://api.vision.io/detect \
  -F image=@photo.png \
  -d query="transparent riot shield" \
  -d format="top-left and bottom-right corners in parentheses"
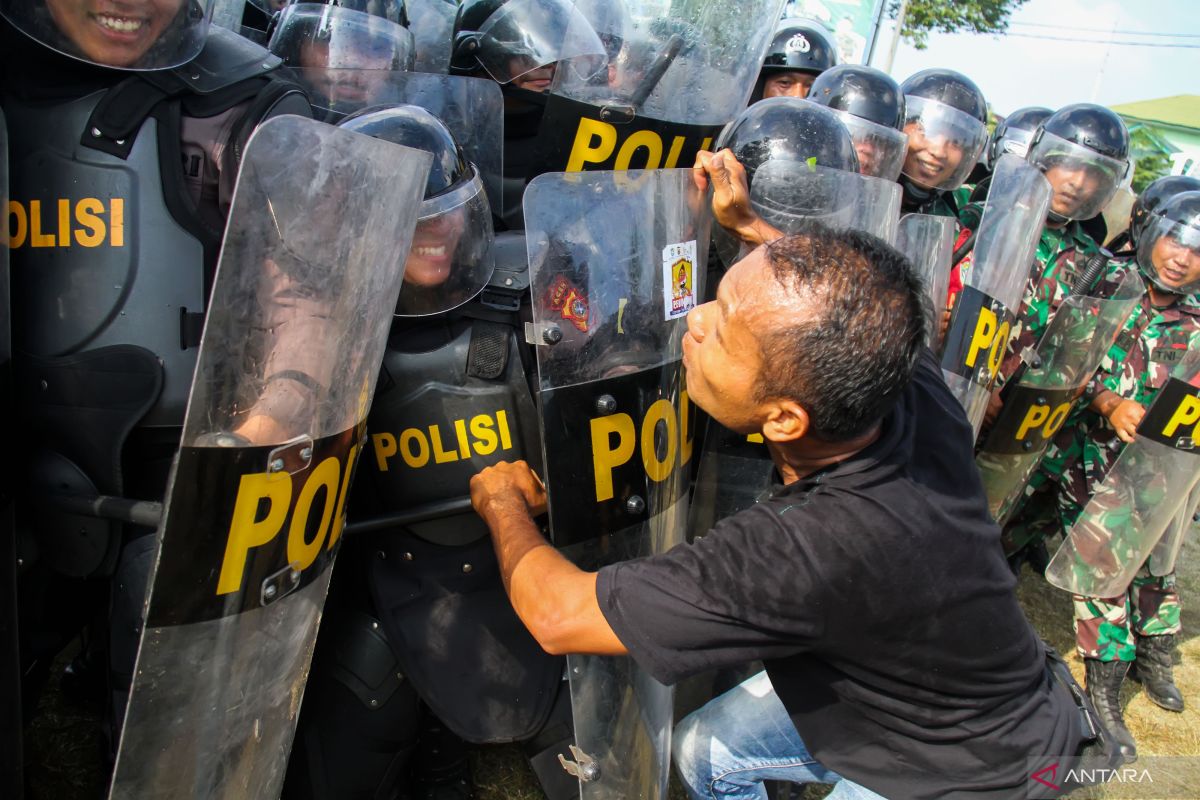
top-left (896, 213), bottom-right (956, 345)
top-left (939, 154), bottom-right (1052, 436)
top-left (408, 0), bottom-right (456, 73)
top-left (1046, 349), bottom-right (1200, 599)
top-left (712, 161), bottom-right (901, 265)
top-left (108, 116), bottom-right (432, 800)
top-left (524, 169), bottom-right (709, 799)
top-left (976, 271), bottom-right (1142, 526)
top-left (282, 68), bottom-right (503, 213)
top-left (532, 0), bottom-right (787, 176)
top-left (1149, 480), bottom-right (1200, 576)
top-left (0, 108), bottom-right (20, 799)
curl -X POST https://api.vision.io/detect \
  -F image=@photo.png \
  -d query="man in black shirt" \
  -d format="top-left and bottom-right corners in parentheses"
top-left (469, 224), bottom-right (1102, 798)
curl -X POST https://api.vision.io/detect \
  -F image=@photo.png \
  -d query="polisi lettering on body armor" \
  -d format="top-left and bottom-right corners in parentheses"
top-left (372, 408), bottom-right (515, 470)
top-left (6, 196), bottom-right (125, 248)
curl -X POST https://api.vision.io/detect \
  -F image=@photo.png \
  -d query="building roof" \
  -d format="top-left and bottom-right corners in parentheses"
top-left (1110, 96), bottom-right (1200, 132)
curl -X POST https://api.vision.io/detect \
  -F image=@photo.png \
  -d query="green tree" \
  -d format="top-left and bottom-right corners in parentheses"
top-left (1129, 127), bottom-right (1174, 194)
top-left (889, 0), bottom-right (1031, 50)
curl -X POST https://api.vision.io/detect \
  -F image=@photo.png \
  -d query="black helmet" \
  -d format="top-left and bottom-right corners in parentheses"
top-left (761, 19), bottom-right (837, 76)
top-left (0, 0), bottom-right (215, 71)
top-left (1028, 103), bottom-right (1130, 224)
top-left (987, 106), bottom-right (1052, 168)
top-left (269, 1), bottom-right (415, 71)
top-left (449, 0), bottom-right (604, 85)
top-left (339, 106), bottom-right (496, 316)
top-left (715, 97), bottom-right (859, 181)
top-left (1130, 175), bottom-right (1200, 248)
top-left (1136, 191), bottom-right (1200, 296)
top-left (807, 65), bottom-right (908, 181)
top-left (898, 69), bottom-right (989, 191)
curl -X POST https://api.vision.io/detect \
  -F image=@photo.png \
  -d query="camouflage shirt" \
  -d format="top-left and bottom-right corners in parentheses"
top-left (955, 202), bottom-right (1099, 386)
top-left (1064, 258), bottom-right (1200, 505)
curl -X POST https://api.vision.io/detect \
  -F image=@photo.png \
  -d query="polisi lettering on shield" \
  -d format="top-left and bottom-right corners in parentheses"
top-left (1135, 377), bottom-right (1200, 450)
top-left (370, 409), bottom-right (514, 471)
top-left (566, 117), bottom-right (714, 172)
top-left (7, 196), bottom-right (125, 248)
top-left (941, 286), bottom-right (1014, 387)
top-left (1015, 400), bottom-right (1072, 442)
top-left (217, 441), bottom-right (358, 599)
top-left (590, 387), bottom-right (694, 503)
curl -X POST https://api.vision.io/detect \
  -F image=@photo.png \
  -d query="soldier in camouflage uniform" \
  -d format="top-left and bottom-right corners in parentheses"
top-left (1030, 191), bottom-right (1200, 761)
top-left (963, 106), bottom-right (1131, 563)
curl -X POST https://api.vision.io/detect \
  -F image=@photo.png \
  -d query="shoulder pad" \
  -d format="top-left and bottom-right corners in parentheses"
top-left (488, 231), bottom-right (530, 292)
top-left (168, 26), bottom-right (280, 95)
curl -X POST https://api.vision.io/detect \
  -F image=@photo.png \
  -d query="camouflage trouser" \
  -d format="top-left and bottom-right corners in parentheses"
top-left (1073, 563), bottom-right (1182, 661)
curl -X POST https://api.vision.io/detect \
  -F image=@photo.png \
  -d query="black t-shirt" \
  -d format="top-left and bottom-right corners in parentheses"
top-left (596, 350), bottom-right (1083, 799)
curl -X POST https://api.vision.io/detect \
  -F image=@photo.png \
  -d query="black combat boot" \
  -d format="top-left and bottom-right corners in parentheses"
top-left (1085, 658), bottom-right (1138, 762)
top-left (1132, 634), bottom-right (1185, 712)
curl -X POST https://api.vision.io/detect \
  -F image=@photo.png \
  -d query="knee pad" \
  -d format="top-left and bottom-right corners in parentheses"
top-left (283, 609), bottom-right (420, 800)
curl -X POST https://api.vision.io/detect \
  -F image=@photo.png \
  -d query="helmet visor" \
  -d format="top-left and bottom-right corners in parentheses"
top-left (1028, 130), bottom-right (1127, 222)
top-left (270, 5), bottom-right (415, 70)
top-left (750, 160), bottom-right (901, 241)
top-left (474, 0), bottom-right (604, 84)
top-left (398, 169), bottom-right (496, 316)
top-left (900, 96), bottom-right (989, 191)
top-left (836, 111), bottom-right (908, 182)
top-left (1137, 213), bottom-right (1200, 296)
top-left (991, 127), bottom-right (1035, 167)
top-left (1, 0), bottom-right (213, 71)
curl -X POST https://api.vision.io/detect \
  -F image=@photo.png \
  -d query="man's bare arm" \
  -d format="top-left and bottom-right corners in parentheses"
top-left (471, 461), bottom-right (628, 657)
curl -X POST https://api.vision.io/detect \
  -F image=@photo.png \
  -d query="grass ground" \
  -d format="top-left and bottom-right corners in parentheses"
top-left (23, 534), bottom-right (1200, 799)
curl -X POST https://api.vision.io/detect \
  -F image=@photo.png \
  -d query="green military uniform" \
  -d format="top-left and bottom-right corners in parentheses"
top-left (1055, 259), bottom-right (1200, 660)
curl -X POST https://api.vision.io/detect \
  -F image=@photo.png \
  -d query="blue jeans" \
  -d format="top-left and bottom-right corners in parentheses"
top-left (672, 671), bottom-right (887, 800)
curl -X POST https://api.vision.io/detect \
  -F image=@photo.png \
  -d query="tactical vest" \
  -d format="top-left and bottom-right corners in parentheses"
top-left (356, 312), bottom-right (541, 546)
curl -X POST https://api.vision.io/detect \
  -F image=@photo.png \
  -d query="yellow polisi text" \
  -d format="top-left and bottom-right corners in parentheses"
top-left (964, 306), bottom-right (1011, 379)
top-left (590, 388), bottom-right (694, 503)
top-left (7, 197), bottom-right (125, 248)
top-left (1015, 401), bottom-right (1072, 442)
top-left (1162, 394), bottom-right (1200, 440)
top-left (566, 117), bottom-right (714, 172)
top-left (216, 444), bottom-right (358, 597)
top-left (370, 410), bottom-right (514, 472)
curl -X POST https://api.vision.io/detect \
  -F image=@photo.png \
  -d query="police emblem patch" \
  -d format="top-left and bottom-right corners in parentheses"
top-left (785, 33), bottom-right (811, 54)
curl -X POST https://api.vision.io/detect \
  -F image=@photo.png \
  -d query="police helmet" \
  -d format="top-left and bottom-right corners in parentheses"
top-left (762, 19), bottom-right (837, 76)
top-left (340, 105), bottom-right (496, 316)
top-left (0, 0), bottom-right (215, 70)
top-left (1027, 103), bottom-right (1130, 224)
top-left (1136, 191), bottom-right (1200, 296)
top-left (269, 1), bottom-right (414, 70)
top-left (449, 0), bottom-right (604, 85)
top-left (1130, 175), bottom-right (1200, 248)
top-left (807, 65), bottom-right (908, 181)
top-left (898, 68), bottom-right (989, 192)
top-left (987, 106), bottom-right (1052, 168)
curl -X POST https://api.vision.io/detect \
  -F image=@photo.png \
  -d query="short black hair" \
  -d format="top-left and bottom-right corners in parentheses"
top-left (753, 223), bottom-right (928, 441)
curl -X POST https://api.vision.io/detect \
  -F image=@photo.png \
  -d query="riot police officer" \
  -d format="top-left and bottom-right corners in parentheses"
top-left (0, 0), bottom-right (310, 762)
top-left (1109, 173), bottom-right (1200, 254)
top-left (805, 63), bottom-right (908, 181)
top-left (749, 18), bottom-right (837, 102)
top-left (449, 0), bottom-right (604, 226)
top-left (283, 105), bottom-right (566, 800)
top-left (897, 68), bottom-right (989, 217)
top-left (268, 0), bottom-right (415, 119)
top-left (959, 105), bottom-right (1053, 204)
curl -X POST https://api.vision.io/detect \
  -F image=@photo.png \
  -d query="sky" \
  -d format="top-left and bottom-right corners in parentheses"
top-left (869, 0), bottom-right (1200, 116)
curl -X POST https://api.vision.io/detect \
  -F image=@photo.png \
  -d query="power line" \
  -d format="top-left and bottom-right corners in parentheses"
top-left (999, 31), bottom-right (1200, 48)
top-left (1010, 20), bottom-right (1200, 38)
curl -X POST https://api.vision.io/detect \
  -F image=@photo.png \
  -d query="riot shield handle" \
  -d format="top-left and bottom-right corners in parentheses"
top-left (558, 744), bottom-right (600, 782)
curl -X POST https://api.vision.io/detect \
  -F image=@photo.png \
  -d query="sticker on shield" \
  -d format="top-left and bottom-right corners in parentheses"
top-left (663, 240), bottom-right (697, 320)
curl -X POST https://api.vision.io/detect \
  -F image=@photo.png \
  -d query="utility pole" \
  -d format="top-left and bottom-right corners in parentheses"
top-left (881, 0), bottom-right (910, 74)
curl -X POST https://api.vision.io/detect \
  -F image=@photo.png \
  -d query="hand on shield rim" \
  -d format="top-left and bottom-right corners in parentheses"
top-left (1106, 399), bottom-right (1146, 444)
top-left (470, 460), bottom-right (549, 521)
top-left (984, 388), bottom-right (1004, 427)
top-left (692, 149), bottom-right (782, 248)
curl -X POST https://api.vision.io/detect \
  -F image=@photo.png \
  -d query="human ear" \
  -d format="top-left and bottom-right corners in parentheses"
top-left (762, 400), bottom-right (809, 443)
